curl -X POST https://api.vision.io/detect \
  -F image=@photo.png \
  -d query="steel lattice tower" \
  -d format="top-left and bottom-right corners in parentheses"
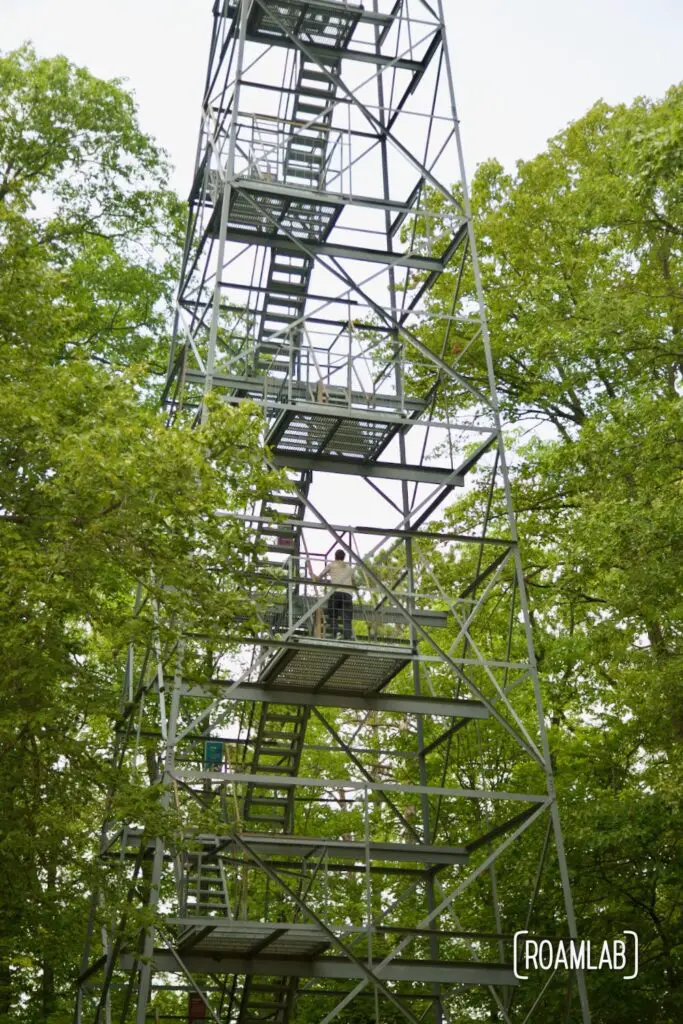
top-left (77, 2), bottom-right (591, 1022)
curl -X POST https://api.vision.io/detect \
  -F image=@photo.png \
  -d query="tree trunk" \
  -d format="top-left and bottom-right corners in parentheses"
top-left (41, 865), bottom-right (58, 1020)
top-left (0, 952), bottom-right (11, 1016)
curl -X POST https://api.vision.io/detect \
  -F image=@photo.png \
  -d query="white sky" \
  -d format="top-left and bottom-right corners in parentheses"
top-left (2, 0), bottom-right (681, 194)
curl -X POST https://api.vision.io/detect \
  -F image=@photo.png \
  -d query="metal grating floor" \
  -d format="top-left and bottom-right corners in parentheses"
top-left (178, 920), bottom-right (330, 958)
top-left (259, 641), bottom-right (411, 693)
top-left (232, 833), bottom-right (469, 866)
top-left (249, 1), bottom-right (362, 48)
top-left (228, 190), bottom-right (340, 242)
top-left (268, 410), bottom-right (399, 459)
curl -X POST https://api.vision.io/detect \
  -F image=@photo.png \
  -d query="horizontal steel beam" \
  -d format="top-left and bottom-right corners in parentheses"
top-left (224, 1), bottom-right (394, 29)
top-left (218, 226), bottom-right (446, 272)
top-left (182, 371), bottom-right (427, 412)
top-left (231, 177), bottom-right (411, 213)
top-left (243, 37), bottom-right (423, 71)
top-left (100, 830), bottom-right (466, 865)
top-left (265, 402), bottom-right (422, 432)
top-left (270, 453), bottom-right (464, 485)
top-left (173, 771), bottom-right (549, 804)
top-left (120, 952), bottom-right (516, 987)
top-left (184, 683), bottom-right (489, 720)
top-left (214, 834), bottom-right (468, 864)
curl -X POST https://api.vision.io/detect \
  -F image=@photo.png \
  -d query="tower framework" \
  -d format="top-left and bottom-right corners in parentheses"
top-left (77, 2), bottom-right (591, 1022)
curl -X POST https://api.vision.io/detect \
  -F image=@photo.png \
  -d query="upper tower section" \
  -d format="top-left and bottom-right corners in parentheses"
top-left (164, 0), bottom-right (492, 442)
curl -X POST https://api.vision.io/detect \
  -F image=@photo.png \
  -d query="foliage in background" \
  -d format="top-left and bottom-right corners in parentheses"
top-left (1, 38), bottom-right (681, 1024)
top-left (0, 45), bottom-right (278, 1022)
top-left (415, 84), bottom-right (682, 1022)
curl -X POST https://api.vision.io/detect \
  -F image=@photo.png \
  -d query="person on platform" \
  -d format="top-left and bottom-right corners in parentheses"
top-left (318, 549), bottom-right (355, 640)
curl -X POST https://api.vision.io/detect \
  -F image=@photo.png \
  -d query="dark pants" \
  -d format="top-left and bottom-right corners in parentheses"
top-left (327, 592), bottom-right (353, 639)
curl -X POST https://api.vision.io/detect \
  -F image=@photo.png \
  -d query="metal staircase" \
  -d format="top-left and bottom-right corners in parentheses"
top-left (259, 488), bottom-right (307, 568)
top-left (255, 252), bottom-right (311, 374)
top-left (183, 840), bottom-right (232, 917)
top-left (237, 977), bottom-right (297, 1024)
top-left (254, 56), bottom-right (340, 374)
top-left (243, 704), bottom-right (309, 831)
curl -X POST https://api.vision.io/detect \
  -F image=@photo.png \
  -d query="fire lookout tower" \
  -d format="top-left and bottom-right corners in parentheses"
top-left (76, 2), bottom-right (591, 1023)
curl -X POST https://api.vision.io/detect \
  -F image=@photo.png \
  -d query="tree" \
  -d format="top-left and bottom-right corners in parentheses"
top-left (0, 46), bottom-right (278, 1022)
top-left (413, 85), bottom-right (683, 1021)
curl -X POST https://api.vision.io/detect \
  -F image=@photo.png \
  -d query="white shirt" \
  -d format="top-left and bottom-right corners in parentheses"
top-left (324, 561), bottom-right (355, 594)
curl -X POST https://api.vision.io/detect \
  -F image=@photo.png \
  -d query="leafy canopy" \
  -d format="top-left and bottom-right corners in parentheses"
top-left (0, 45), bottom-right (277, 1023)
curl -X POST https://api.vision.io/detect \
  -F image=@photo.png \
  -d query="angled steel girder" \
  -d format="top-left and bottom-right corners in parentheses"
top-left (77, 3), bottom-right (591, 1024)
top-left (184, 683), bottom-right (490, 719)
top-left (120, 952), bottom-right (517, 987)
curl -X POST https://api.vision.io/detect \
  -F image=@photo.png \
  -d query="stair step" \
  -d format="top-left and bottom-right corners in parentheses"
top-left (298, 94), bottom-right (334, 106)
top-left (255, 354), bottom-right (291, 365)
top-left (287, 155), bottom-right (323, 168)
top-left (255, 361), bottom-right (291, 373)
top-left (285, 167), bottom-right (322, 181)
top-left (301, 67), bottom-right (332, 81)
top-left (293, 139), bottom-right (326, 153)
top-left (257, 339), bottom-right (288, 350)
top-left (298, 84), bottom-right (335, 99)
top-left (268, 282), bottom-right (307, 296)
top-left (296, 102), bottom-right (328, 116)
top-left (265, 296), bottom-right (304, 309)
top-left (257, 345), bottom-right (290, 358)
top-left (287, 135), bottom-right (325, 151)
top-left (272, 259), bottom-right (307, 270)
top-left (243, 814), bottom-right (288, 823)
top-left (245, 796), bottom-right (289, 806)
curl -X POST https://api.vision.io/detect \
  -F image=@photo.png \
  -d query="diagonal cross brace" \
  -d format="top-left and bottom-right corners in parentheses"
top-left (231, 831), bottom-right (423, 1024)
